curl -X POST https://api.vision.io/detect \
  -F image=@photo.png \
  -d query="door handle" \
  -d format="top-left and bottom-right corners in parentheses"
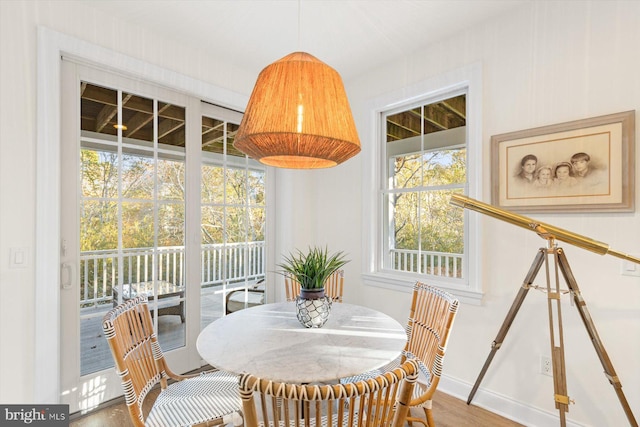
top-left (61, 262), bottom-right (74, 290)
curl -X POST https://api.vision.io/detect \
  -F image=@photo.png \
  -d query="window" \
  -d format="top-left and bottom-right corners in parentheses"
top-left (384, 94), bottom-right (466, 279)
top-left (75, 82), bottom-right (268, 376)
top-left (363, 65), bottom-right (482, 303)
top-left (79, 82), bottom-right (191, 363)
top-left (200, 106), bottom-right (267, 322)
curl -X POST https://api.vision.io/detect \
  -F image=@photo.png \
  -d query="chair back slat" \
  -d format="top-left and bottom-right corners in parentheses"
top-left (240, 360), bottom-right (418, 427)
top-left (284, 269), bottom-right (345, 302)
top-left (323, 269), bottom-right (344, 302)
top-left (102, 296), bottom-right (166, 427)
top-left (404, 281), bottom-right (459, 394)
top-left (283, 274), bottom-right (302, 302)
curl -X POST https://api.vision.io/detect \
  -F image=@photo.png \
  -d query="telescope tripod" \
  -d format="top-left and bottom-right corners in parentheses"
top-left (466, 240), bottom-right (638, 427)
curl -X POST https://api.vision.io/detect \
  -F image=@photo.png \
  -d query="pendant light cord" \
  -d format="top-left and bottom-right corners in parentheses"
top-left (297, 0), bottom-right (301, 51)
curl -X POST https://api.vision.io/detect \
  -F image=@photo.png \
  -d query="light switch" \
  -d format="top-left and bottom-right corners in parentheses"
top-left (9, 247), bottom-right (29, 269)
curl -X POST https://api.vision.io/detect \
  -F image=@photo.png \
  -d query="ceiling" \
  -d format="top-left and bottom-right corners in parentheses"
top-left (80, 0), bottom-right (529, 82)
top-left (78, 1), bottom-right (528, 150)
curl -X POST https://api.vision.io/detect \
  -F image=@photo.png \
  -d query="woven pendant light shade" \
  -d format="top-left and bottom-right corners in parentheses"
top-left (234, 52), bottom-right (361, 169)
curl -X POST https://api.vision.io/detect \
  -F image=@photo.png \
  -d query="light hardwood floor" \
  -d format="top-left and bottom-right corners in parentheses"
top-left (70, 387), bottom-right (523, 427)
top-left (76, 296), bottom-right (524, 426)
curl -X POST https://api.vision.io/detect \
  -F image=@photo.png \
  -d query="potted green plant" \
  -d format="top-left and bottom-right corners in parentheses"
top-left (278, 246), bottom-right (349, 328)
top-left (278, 246), bottom-right (349, 299)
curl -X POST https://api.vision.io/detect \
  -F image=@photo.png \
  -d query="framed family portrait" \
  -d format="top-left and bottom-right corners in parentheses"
top-left (491, 110), bottom-right (635, 213)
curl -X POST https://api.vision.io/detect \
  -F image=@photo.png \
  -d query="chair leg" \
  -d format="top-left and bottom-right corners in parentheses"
top-left (424, 406), bottom-right (434, 427)
top-left (406, 417), bottom-right (428, 427)
top-left (406, 408), bottom-right (431, 427)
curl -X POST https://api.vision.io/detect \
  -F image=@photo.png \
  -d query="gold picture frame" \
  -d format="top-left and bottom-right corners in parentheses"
top-left (491, 110), bottom-right (635, 213)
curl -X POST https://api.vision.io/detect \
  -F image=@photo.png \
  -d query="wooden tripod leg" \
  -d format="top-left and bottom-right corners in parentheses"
top-left (467, 249), bottom-right (546, 405)
top-left (556, 249), bottom-right (639, 427)
top-left (547, 247), bottom-right (569, 427)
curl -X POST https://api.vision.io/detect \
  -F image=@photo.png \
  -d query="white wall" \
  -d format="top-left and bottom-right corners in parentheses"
top-left (1, 1), bottom-right (638, 426)
top-left (333, 2), bottom-right (639, 426)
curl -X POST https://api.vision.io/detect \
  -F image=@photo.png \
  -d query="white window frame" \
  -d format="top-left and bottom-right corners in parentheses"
top-left (362, 63), bottom-right (483, 304)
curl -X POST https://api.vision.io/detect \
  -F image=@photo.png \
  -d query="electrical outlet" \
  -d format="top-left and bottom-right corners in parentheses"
top-left (540, 355), bottom-right (552, 376)
top-left (621, 257), bottom-right (640, 277)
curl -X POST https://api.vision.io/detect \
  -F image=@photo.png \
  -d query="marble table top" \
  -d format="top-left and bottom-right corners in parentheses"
top-left (197, 301), bottom-right (407, 383)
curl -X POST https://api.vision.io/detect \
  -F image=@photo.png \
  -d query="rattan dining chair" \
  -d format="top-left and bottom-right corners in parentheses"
top-left (341, 282), bottom-right (459, 427)
top-left (240, 359), bottom-right (419, 427)
top-left (102, 295), bottom-right (243, 427)
top-left (284, 269), bottom-right (345, 302)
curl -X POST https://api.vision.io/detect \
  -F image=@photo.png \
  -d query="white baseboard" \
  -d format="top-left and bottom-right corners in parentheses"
top-left (438, 375), bottom-right (585, 427)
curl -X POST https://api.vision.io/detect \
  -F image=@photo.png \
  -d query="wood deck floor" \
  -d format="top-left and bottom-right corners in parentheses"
top-left (80, 287), bottom-right (225, 375)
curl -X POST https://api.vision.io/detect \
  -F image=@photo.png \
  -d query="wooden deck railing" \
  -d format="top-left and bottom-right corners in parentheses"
top-left (390, 248), bottom-right (463, 278)
top-left (79, 241), bottom-right (266, 309)
top-left (79, 244), bottom-right (459, 308)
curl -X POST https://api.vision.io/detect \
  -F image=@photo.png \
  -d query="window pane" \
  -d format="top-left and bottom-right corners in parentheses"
top-left (122, 202), bottom-right (154, 248)
top-left (159, 202), bottom-right (184, 247)
top-left (81, 83), bottom-right (119, 138)
top-left (201, 206), bottom-right (223, 245)
top-left (419, 189), bottom-right (464, 278)
top-left (225, 243), bottom-right (246, 285)
top-left (122, 153), bottom-right (154, 199)
top-left (419, 189), bottom-right (464, 255)
top-left (422, 148), bottom-right (466, 187)
top-left (80, 200), bottom-right (118, 251)
top-left (248, 207), bottom-right (266, 241)
top-left (386, 108), bottom-right (422, 143)
top-left (81, 150), bottom-right (119, 198)
top-left (226, 167), bottom-right (247, 205)
top-left (158, 102), bottom-right (185, 148)
top-left (202, 164), bottom-right (224, 204)
top-left (158, 159), bottom-right (185, 201)
top-left (390, 189), bottom-right (464, 277)
top-left (202, 117), bottom-right (225, 154)
top-left (121, 92), bottom-right (154, 145)
top-left (421, 98), bottom-right (466, 133)
top-left (226, 122), bottom-right (243, 158)
top-left (248, 170), bottom-right (266, 206)
top-left (390, 149), bottom-right (466, 190)
top-left (391, 153), bottom-right (422, 190)
top-left (390, 191), bottom-right (419, 254)
top-left (201, 120), bottom-right (241, 156)
top-left (225, 207), bottom-right (247, 243)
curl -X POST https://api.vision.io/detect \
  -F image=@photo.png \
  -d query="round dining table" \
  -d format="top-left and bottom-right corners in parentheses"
top-left (196, 301), bottom-right (407, 384)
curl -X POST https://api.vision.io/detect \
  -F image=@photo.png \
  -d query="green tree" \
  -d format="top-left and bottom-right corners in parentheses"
top-left (391, 148), bottom-right (465, 255)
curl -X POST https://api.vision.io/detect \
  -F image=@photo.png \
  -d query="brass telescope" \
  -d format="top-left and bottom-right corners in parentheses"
top-left (450, 194), bottom-right (640, 264)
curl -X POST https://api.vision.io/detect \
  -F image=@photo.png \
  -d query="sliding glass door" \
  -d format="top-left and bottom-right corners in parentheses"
top-left (200, 103), bottom-right (266, 327)
top-left (60, 61), bottom-right (268, 414)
